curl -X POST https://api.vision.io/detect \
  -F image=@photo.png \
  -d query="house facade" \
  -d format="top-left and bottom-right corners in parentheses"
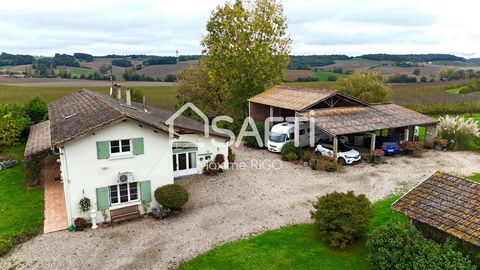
top-left (25, 87), bottom-right (229, 226)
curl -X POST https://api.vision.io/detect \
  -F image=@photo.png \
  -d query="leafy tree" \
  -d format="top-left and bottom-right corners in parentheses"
top-left (23, 97), bottom-right (48, 124)
top-left (387, 74), bottom-right (417, 83)
top-left (143, 56), bottom-right (177, 65)
top-left (0, 105), bottom-right (30, 149)
top-left (112, 59), bottom-right (132, 67)
top-left (73, 53), bottom-right (94, 62)
top-left (202, 0), bottom-right (291, 119)
top-left (310, 191), bottom-right (375, 249)
top-left (413, 68), bottom-right (421, 75)
top-left (164, 74), bottom-right (177, 82)
top-left (337, 72), bottom-right (392, 103)
top-left (99, 64), bottom-right (112, 75)
top-left (420, 76), bottom-right (428, 83)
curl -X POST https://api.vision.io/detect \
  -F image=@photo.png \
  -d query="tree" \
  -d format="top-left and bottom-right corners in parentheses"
top-left (310, 191), bottom-right (375, 249)
top-left (23, 97), bottom-right (48, 124)
top-left (413, 68), bottom-right (420, 75)
top-left (420, 76), bottom-right (428, 83)
top-left (202, 0), bottom-right (291, 119)
top-left (337, 72), bottom-right (392, 103)
top-left (176, 61), bottom-right (224, 117)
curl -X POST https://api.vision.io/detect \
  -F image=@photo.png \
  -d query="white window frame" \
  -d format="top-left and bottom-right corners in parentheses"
top-left (108, 182), bottom-right (139, 206)
top-left (109, 139), bottom-right (132, 156)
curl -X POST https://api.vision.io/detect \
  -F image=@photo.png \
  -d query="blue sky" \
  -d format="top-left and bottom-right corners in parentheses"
top-left (0, 0), bottom-right (478, 57)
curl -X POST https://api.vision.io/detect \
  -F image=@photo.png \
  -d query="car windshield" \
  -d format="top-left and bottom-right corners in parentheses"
top-left (338, 142), bottom-right (351, 152)
top-left (383, 142), bottom-right (398, 147)
top-left (269, 132), bottom-right (287, 142)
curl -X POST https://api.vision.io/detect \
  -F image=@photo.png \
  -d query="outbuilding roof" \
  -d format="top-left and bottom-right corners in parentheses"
top-left (24, 120), bottom-right (51, 158)
top-left (48, 89), bottom-right (228, 147)
top-left (392, 171), bottom-right (480, 246)
top-left (248, 86), bottom-right (338, 111)
top-left (298, 103), bottom-right (438, 136)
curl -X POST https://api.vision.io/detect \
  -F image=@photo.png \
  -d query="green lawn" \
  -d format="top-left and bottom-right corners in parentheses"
top-left (445, 86), bottom-right (465, 94)
top-left (0, 145), bottom-right (44, 240)
top-left (469, 173), bottom-right (480, 182)
top-left (0, 85), bottom-right (177, 109)
top-left (179, 196), bottom-right (406, 270)
top-left (314, 70), bottom-right (346, 81)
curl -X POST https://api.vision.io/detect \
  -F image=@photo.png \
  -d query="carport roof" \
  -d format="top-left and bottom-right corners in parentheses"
top-left (298, 103), bottom-right (438, 136)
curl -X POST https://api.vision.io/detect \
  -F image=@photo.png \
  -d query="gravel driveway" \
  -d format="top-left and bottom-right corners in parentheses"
top-left (1, 146), bottom-right (479, 270)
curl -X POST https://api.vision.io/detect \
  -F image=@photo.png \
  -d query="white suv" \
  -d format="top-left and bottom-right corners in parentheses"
top-left (315, 142), bottom-right (361, 165)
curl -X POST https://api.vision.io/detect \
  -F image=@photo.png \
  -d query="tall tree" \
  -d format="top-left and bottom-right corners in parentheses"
top-left (201, 0), bottom-right (291, 119)
top-left (337, 72), bottom-right (392, 103)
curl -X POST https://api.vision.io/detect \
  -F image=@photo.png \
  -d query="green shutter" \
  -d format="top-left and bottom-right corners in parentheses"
top-left (96, 141), bottom-right (110, 159)
top-left (140, 180), bottom-right (151, 203)
top-left (96, 187), bottom-right (109, 210)
top-left (132, 137), bottom-right (144, 155)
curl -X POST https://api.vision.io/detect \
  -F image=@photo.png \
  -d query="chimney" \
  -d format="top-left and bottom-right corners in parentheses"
top-left (109, 86), bottom-right (113, 97)
top-left (116, 84), bottom-right (122, 100)
top-left (142, 96), bottom-right (148, 112)
top-left (112, 83), bottom-right (121, 100)
top-left (126, 88), bottom-right (132, 106)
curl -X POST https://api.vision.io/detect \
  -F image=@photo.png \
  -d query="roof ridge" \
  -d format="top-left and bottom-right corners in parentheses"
top-left (81, 88), bottom-right (128, 116)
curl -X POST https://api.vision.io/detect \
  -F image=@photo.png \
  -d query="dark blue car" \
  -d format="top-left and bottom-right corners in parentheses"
top-left (379, 137), bottom-right (401, 155)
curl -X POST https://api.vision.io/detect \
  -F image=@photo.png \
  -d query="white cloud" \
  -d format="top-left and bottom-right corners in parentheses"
top-left (0, 0), bottom-right (478, 57)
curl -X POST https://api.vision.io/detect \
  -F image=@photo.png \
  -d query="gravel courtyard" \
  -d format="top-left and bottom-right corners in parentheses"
top-left (1, 146), bottom-right (479, 270)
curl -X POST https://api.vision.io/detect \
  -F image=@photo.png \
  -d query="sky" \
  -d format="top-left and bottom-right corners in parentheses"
top-left (0, 0), bottom-right (479, 57)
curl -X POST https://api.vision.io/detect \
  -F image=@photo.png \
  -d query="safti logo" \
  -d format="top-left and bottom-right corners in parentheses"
top-left (166, 102), bottom-right (317, 148)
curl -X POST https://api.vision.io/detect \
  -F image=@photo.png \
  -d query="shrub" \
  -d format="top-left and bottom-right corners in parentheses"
top-left (154, 184), bottom-right (189, 210)
top-left (74, 217), bottom-right (87, 227)
top-left (400, 141), bottom-right (421, 155)
top-left (285, 152), bottom-right (299, 161)
top-left (227, 146), bottom-right (235, 163)
top-left (23, 97), bottom-right (48, 124)
top-left (203, 161), bottom-right (220, 176)
top-left (302, 150), bottom-right (313, 162)
top-left (24, 153), bottom-right (45, 187)
top-left (460, 79), bottom-right (480, 94)
top-left (327, 75), bottom-right (337, 81)
top-left (316, 156), bottom-right (342, 172)
top-left (309, 159), bottom-right (317, 170)
top-left (215, 154), bottom-right (225, 166)
top-left (368, 220), bottom-right (476, 270)
top-left (280, 141), bottom-right (303, 161)
top-left (0, 238), bottom-right (12, 257)
top-left (295, 76), bottom-right (319, 82)
top-left (0, 104), bottom-right (30, 149)
top-left (310, 191), bottom-right (375, 249)
top-left (151, 205), bottom-right (172, 219)
top-left (243, 122), bottom-right (265, 148)
top-left (438, 115), bottom-right (480, 150)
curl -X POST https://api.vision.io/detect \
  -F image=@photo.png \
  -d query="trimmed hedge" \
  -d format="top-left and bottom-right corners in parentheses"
top-left (154, 184), bottom-right (189, 210)
top-left (280, 141), bottom-right (303, 161)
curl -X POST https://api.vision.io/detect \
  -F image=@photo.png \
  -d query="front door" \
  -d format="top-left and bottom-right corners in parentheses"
top-left (173, 151), bottom-right (197, 177)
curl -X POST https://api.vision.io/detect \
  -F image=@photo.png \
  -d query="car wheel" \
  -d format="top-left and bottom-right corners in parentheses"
top-left (338, 157), bottom-right (346, 165)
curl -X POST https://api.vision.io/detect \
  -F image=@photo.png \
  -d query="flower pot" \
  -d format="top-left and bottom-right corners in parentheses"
top-left (372, 156), bottom-right (382, 163)
top-left (434, 144), bottom-right (445, 151)
top-left (75, 225), bottom-right (85, 231)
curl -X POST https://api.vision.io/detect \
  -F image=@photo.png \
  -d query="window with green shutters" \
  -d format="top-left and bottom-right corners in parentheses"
top-left (96, 137), bottom-right (144, 159)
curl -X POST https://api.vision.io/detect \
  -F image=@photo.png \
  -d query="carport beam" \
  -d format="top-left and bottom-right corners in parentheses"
top-left (370, 133), bottom-right (376, 154)
top-left (333, 136), bottom-right (338, 161)
top-left (404, 128), bottom-right (410, 142)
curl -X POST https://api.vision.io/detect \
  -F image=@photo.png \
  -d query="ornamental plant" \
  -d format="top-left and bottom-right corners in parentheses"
top-left (438, 115), bottom-right (480, 150)
top-left (281, 141), bottom-right (303, 161)
top-left (400, 141), bottom-right (421, 155)
top-left (79, 197), bottom-right (91, 213)
top-left (371, 149), bottom-right (385, 157)
top-left (310, 191), bottom-right (375, 249)
top-left (154, 184), bottom-right (189, 210)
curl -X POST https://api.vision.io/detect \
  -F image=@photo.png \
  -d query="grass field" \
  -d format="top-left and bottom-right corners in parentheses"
top-left (314, 70), bottom-right (346, 81)
top-left (65, 67), bottom-right (92, 77)
top-left (0, 145), bottom-right (44, 241)
top-left (0, 85), bottom-right (177, 109)
top-left (469, 174), bottom-right (480, 182)
top-left (179, 196), bottom-right (406, 270)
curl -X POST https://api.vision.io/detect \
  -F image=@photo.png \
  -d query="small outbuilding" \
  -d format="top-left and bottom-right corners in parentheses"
top-left (248, 85), bottom-right (439, 157)
top-left (392, 171), bottom-right (480, 247)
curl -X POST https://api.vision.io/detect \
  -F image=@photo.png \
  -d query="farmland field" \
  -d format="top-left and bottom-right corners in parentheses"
top-left (314, 70), bottom-right (346, 81)
top-left (284, 69), bottom-right (314, 81)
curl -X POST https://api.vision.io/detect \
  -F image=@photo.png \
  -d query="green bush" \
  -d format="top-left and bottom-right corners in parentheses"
top-left (154, 184), bottom-right (189, 210)
top-left (302, 150), bottom-right (313, 162)
top-left (243, 122), bottom-right (265, 149)
top-left (203, 161), bottom-right (220, 176)
top-left (400, 141), bottom-right (421, 156)
top-left (22, 96), bottom-right (48, 124)
top-left (368, 220), bottom-right (476, 270)
top-left (0, 104), bottom-right (30, 149)
top-left (460, 79), bottom-right (480, 94)
top-left (280, 141), bottom-right (303, 161)
top-left (438, 115), bottom-right (480, 151)
top-left (310, 191), bottom-right (375, 249)
top-left (0, 238), bottom-right (12, 257)
top-left (316, 156), bottom-right (343, 172)
top-left (285, 152), bottom-right (299, 161)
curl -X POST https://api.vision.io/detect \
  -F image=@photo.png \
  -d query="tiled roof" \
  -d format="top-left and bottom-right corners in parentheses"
top-left (248, 85), bottom-right (338, 111)
top-left (24, 120), bottom-right (51, 158)
top-left (49, 89), bottom-right (228, 146)
top-left (298, 103), bottom-right (438, 136)
top-left (392, 172), bottom-right (480, 247)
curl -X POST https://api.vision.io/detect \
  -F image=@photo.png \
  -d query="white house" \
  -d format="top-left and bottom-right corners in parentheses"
top-left (25, 87), bottom-right (229, 226)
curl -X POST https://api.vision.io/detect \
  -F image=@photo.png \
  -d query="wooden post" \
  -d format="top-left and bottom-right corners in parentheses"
top-left (424, 124), bottom-right (438, 146)
top-left (333, 136), bottom-right (338, 162)
top-left (404, 127), bottom-right (410, 142)
top-left (370, 133), bottom-right (376, 154)
top-left (269, 106), bottom-right (274, 128)
top-left (294, 117), bottom-right (300, 147)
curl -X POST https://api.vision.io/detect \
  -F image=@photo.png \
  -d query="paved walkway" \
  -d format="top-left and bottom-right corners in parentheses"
top-left (42, 155), bottom-right (68, 233)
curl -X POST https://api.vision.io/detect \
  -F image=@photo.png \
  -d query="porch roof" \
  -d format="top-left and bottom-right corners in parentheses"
top-left (298, 103), bottom-right (438, 136)
top-left (25, 120), bottom-right (52, 158)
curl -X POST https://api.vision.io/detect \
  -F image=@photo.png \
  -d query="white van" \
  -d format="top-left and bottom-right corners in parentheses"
top-left (267, 122), bottom-right (328, 152)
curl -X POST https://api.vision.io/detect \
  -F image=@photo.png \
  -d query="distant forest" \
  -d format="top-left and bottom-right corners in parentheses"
top-left (360, 53), bottom-right (466, 62)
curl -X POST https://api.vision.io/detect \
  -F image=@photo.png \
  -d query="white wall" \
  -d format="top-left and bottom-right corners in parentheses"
top-left (60, 121), bottom-right (174, 225)
top-left (177, 134), bottom-right (229, 172)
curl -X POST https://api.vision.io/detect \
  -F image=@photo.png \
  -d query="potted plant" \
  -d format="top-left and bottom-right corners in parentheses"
top-left (400, 141), bottom-right (420, 155)
top-left (100, 209), bottom-right (110, 228)
top-left (371, 149), bottom-right (385, 163)
top-left (433, 137), bottom-right (448, 151)
top-left (74, 217), bottom-right (87, 231)
top-left (141, 200), bottom-right (150, 217)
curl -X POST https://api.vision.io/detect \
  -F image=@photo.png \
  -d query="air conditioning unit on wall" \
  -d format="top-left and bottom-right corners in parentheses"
top-left (118, 172), bottom-right (134, 183)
